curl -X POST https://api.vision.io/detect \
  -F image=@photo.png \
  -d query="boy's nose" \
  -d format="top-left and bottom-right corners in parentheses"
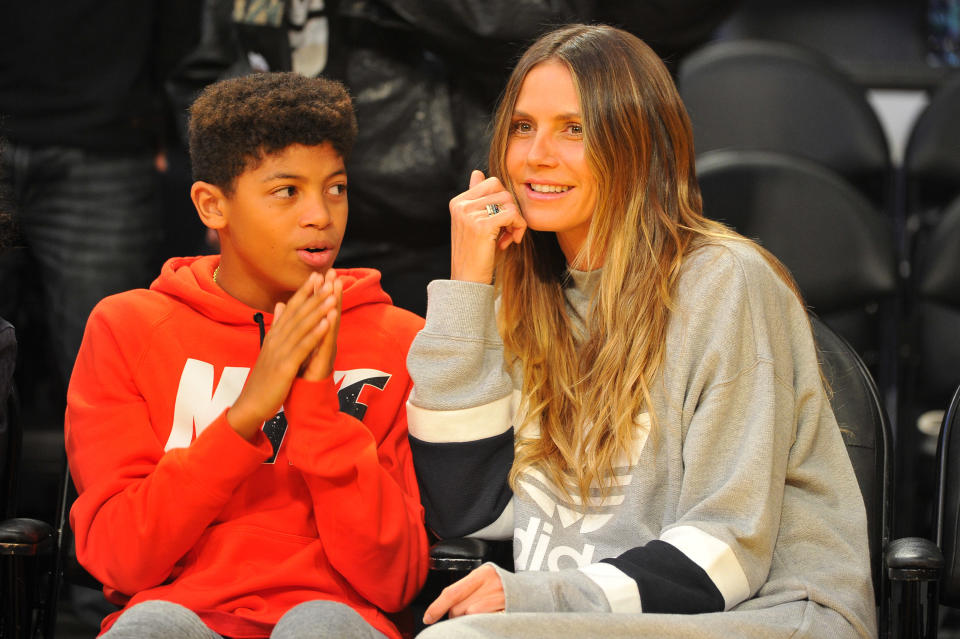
top-left (299, 196), bottom-right (331, 228)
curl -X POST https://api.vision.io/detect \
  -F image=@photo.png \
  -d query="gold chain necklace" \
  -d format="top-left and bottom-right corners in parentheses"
top-left (213, 265), bottom-right (221, 284)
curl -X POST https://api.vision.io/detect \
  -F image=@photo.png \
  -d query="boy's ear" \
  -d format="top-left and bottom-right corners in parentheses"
top-left (191, 181), bottom-right (229, 230)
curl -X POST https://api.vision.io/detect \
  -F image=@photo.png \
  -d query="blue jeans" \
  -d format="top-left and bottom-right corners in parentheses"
top-left (0, 142), bottom-right (164, 384)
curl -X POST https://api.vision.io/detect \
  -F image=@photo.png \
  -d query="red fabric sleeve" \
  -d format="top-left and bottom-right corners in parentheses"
top-left (283, 376), bottom-right (429, 612)
top-left (65, 310), bottom-right (273, 596)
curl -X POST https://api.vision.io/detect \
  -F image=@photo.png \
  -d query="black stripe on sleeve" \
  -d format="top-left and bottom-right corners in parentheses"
top-left (602, 540), bottom-right (725, 614)
top-left (409, 428), bottom-right (514, 538)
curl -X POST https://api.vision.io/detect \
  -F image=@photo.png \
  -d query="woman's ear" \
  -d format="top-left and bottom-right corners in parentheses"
top-left (191, 181), bottom-right (228, 230)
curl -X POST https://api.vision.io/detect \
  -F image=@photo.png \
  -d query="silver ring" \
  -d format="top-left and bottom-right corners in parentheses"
top-left (485, 203), bottom-right (501, 216)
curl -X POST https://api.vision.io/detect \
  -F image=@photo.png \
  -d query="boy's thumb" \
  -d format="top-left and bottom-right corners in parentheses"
top-left (469, 169), bottom-right (485, 188)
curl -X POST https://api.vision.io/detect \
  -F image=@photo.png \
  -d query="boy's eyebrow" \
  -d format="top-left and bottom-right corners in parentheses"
top-left (260, 168), bottom-right (347, 182)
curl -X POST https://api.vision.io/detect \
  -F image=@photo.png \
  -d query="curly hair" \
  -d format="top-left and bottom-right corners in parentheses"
top-left (188, 72), bottom-right (358, 194)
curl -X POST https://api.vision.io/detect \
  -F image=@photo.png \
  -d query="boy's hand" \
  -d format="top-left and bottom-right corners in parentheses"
top-left (300, 269), bottom-right (342, 382)
top-left (227, 271), bottom-right (336, 440)
top-left (449, 170), bottom-right (527, 284)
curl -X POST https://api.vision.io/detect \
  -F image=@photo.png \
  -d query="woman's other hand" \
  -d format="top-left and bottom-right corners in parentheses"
top-left (449, 170), bottom-right (527, 284)
top-left (422, 563), bottom-right (506, 624)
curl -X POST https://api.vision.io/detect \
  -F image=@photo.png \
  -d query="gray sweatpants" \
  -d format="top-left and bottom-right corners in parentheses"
top-left (100, 599), bottom-right (389, 639)
top-left (416, 601), bottom-right (869, 639)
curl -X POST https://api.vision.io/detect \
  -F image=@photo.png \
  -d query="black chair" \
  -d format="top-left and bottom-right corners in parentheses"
top-left (887, 383), bottom-right (960, 639)
top-left (678, 38), bottom-right (892, 212)
top-left (903, 71), bottom-right (960, 255)
top-left (897, 195), bottom-right (960, 541)
top-left (17, 467), bottom-right (111, 639)
top-left (0, 318), bottom-right (56, 639)
top-left (810, 314), bottom-right (892, 630)
top-left (696, 149), bottom-right (899, 391)
top-left (933, 385), bottom-right (960, 630)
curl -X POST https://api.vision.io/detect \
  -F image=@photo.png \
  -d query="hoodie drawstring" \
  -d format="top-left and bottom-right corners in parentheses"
top-left (253, 312), bottom-right (265, 347)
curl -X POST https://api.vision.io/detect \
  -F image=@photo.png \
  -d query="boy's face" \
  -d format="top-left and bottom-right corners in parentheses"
top-left (217, 142), bottom-right (348, 312)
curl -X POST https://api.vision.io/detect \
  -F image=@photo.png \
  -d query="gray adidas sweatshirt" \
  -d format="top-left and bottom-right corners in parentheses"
top-left (407, 239), bottom-right (877, 639)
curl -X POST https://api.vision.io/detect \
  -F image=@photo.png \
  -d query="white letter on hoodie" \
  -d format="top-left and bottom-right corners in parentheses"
top-left (166, 358), bottom-right (250, 451)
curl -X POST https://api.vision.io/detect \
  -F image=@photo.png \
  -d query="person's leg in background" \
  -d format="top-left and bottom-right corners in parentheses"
top-left (0, 139), bottom-right (165, 631)
top-left (8, 144), bottom-right (164, 384)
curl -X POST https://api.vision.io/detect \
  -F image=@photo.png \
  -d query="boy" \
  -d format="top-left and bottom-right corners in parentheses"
top-left (65, 72), bottom-right (429, 638)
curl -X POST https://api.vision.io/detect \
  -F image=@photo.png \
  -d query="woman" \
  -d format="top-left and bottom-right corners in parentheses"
top-left (407, 24), bottom-right (876, 639)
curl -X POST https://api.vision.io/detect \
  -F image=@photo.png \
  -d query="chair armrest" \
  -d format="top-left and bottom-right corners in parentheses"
top-left (429, 538), bottom-right (492, 572)
top-left (429, 537), bottom-right (515, 573)
top-left (0, 517), bottom-right (54, 556)
top-left (887, 536), bottom-right (943, 582)
top-left (886, 537), bottom-right (943, 639)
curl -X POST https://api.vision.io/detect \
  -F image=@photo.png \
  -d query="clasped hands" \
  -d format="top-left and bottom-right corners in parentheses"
top-left (227, 270), bottom-right (342, 441)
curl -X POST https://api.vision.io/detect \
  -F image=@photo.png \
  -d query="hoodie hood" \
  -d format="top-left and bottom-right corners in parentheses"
top-left (151, 255), bottom-right (392, 327)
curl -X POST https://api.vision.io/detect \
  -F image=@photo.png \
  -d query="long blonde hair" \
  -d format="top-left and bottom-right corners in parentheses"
top-left (488, 25), bottom-right (800, 503)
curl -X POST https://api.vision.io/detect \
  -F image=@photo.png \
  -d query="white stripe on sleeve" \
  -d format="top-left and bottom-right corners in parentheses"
top-left (406, 391), bottom-right (519, 443)
top-left (578, 562), bottom-right (642, 613)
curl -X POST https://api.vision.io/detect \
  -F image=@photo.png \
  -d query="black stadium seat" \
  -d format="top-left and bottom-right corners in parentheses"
top-left (679, 39), bottom-right (892, 212)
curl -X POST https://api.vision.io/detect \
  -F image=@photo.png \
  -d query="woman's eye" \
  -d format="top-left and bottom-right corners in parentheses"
top-left (511, 121), bottom-right (533, 134)
top-left (567, 123), bottom-right (583, 136)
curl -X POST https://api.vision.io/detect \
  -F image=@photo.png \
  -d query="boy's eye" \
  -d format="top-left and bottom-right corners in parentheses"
top-left (328, 183), bottom-right (347, 196)
top-left (275, 186), bottom-right (296, 198)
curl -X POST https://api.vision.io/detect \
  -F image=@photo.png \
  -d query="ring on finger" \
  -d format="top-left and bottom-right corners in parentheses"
top-left (485, 203), bottom-right (501, 216)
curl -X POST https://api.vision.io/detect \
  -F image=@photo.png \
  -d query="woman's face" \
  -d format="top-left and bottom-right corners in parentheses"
top-left (506, 60), bottom-right (598, 266)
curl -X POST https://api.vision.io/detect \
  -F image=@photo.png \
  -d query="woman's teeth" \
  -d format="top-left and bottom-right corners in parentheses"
top-left (529, 183), bottom-right (571, 193)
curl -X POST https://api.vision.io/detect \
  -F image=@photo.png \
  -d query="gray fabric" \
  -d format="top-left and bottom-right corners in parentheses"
top-left (491, 563), bottom-right (611, 613)
top-left (408, 280), bottom-right (512, 411)
top-left (272, 600), bottom-right (390, 639)
top-left (416, 600), bottom-right (846, 639)
top-left (101, 599), bottom-right (389, 639)
top-left (407, 239), bottom-right (877, 638)
top-left (101, 600), bottom-right (222, 639)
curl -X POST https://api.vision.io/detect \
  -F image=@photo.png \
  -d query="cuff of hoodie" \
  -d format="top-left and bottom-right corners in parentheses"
top-left (494, 563), bottom-right (638, 614)
top-left (179, 413), bottom-right (273, 499)
top-left (283, 376), bottom-right (374, 477)
top-left (422, 279), bottom-right (499, 343)
top-left (286, 375), bottom-right (340, 423)
top-left (407, 280), bottom-right (512, 413)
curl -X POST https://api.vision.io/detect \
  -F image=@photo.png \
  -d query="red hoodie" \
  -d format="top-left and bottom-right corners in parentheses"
top-left (65, 255), bottom-right (429, 638)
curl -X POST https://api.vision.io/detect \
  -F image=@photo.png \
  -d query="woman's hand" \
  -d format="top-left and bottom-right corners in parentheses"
top-left (422, 564), bottom-right (506, 624)
top-left (449, 170), bottom-right (527, 284)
